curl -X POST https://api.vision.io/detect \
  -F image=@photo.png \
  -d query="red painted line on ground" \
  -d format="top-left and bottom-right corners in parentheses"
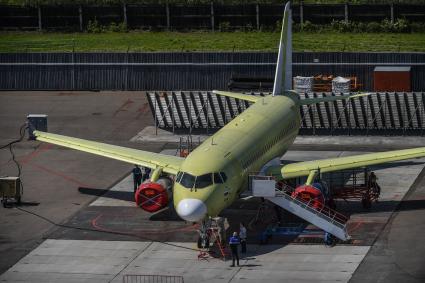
top-left (28, 162), bottom-right (90, 188)
top-left (113, 98), bottom-right (134, 117)
top-left (135, 102), bottom-right (150, 119)
top-left (348, 221), bottom-right (363, 233)
top-left (91, 211), bottom-right (198, 237)
top-left (20, 143), bottom-right (53, 165)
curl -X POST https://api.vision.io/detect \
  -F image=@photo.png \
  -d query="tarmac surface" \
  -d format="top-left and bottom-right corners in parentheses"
top-left (1, 91), bottom-right (425, 282)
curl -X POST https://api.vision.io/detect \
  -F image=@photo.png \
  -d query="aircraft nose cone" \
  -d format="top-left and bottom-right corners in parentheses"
top-left (176, 199), bottom-right (207, 222)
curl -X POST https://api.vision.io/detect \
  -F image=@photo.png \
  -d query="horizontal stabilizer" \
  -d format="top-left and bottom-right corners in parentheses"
top-left (212, 90), bottom-right (262, 103)
top-left (300, 93), bottom-right (370, 105)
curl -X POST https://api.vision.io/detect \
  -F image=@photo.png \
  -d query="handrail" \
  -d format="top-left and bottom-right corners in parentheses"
top-left (249, 174), bottom-right (350, 228)
top-left (278, 190), bottom-right (349, 228)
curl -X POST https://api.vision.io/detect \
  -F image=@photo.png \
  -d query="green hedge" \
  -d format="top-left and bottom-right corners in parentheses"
top-left (293, 19), bottom-right (425, 33)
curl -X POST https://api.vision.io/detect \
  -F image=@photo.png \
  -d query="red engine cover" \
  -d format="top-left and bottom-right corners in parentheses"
top-left (291, 185), bottom-right (324, 209)
top-left (135, 182), bottom-right (169, 212)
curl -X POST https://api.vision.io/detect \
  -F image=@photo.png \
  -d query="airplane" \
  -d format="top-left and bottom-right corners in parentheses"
top-left (32, 2), bottom-right (425, 247)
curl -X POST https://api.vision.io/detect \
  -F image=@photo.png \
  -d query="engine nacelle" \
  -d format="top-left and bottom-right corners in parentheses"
top-left (135, 177), bottom-right (173, 212)
top-left (291, 184), bottom-right (325, 209)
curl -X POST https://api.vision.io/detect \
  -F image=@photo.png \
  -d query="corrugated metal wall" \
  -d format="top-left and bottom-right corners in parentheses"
top-left (0, 52), bottom-right (424, 91)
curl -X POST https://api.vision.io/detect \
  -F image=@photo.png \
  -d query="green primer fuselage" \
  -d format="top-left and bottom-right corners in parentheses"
top-left (173, 93), bottom-right (301, 217)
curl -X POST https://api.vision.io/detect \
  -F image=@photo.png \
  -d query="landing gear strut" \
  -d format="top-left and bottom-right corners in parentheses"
top-left (197, 219), bottom-right (212, 249)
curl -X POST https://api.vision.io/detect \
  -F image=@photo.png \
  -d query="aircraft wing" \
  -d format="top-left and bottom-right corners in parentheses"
top-left (33, 130), bottom-right (183, 175)
top-left (273, 147), bottom-right (425, 179)
top-left (212, 90), bottom-right (262, 103)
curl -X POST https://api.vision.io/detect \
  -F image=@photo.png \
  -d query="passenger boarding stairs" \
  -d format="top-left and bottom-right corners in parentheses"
top-left (249, 175), bottom-right (350, 241)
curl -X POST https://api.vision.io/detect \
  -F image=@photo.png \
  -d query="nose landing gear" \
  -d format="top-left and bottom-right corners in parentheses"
top-left (197, 217), bottom-right (228, 260)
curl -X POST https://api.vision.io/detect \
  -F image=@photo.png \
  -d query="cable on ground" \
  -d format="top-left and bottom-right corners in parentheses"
top-left (16, 206), bottom-right (200, 252)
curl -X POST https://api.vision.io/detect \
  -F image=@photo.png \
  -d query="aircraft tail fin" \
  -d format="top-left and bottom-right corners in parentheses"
top-left (272, 2), bottom-right (292, 96)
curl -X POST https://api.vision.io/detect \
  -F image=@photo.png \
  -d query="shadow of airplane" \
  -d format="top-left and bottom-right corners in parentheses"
top-left (78, 187), bottom-right (134, 202)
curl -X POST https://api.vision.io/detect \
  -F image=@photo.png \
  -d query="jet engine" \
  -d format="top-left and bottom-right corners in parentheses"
top-left (291, 183), bottom-right (325, 209)
top-left (135, 177), bottom-right (173, 212)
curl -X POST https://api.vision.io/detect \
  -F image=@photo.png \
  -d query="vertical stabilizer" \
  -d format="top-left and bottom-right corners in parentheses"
top-left (272, 2), bottom-right (292, 96)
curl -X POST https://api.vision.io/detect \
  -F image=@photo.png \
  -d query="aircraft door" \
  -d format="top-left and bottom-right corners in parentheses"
top-left (214, 172), bottom-right (230, 203)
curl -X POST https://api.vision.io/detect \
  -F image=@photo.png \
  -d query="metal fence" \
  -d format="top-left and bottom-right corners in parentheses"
top-left (122, 274), bottom-right (184, 283)
top-left (1, 52), bottom-right (424, 91)
top-left (146, 91), bottom-right (425, 136)
top-left (1, 3), bottom-right (424, 31)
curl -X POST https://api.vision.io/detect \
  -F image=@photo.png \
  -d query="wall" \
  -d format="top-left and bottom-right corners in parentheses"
top-left (0, 52), bottom-right (424, 91)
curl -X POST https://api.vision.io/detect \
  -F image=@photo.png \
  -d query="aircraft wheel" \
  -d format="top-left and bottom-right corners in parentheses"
top-left (197, 236), bottom-right (210, 249)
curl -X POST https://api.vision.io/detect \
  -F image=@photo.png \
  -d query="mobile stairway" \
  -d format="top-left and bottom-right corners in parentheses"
top-left (249, 175), bottom-right (350, 241)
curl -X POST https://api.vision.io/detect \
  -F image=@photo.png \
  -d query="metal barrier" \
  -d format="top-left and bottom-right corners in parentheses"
top-left (147, 91), bottom-right (425, 136)
top-left (123, 274), bottom-right (184, 283)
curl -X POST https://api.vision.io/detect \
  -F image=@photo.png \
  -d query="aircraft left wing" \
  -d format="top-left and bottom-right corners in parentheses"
top-left (212, 90), bottom-right (262, 103)
top-left (268, 147), bottom-right (425, 180)
top-left (33, 130), bottom-right (183, 175)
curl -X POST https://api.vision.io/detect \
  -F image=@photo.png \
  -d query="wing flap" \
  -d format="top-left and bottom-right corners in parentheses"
top-left (34, 130), bottom-right (183, 175)
top-left (280, 147), bottom-right (425, 179)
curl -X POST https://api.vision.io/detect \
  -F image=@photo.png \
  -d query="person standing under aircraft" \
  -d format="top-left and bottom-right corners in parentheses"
top-left (239, 222), bottom-right (247, 254)
top-left (132, 165), bottom-right (142, 192)
top-left (229, 232), bottom-right (240, 267)
top-left (143, 167), bottom-right (151, 182)
top-left (368, 171), bottom-right (381, 197)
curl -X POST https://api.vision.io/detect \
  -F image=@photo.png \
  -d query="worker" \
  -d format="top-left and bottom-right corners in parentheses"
top-left (239, 222), bottom-right (247, 254)
top-left (142, 167), bottom-right (151, 182)
top-left (132, 165), bottom-right (142, 193)
top-left (368, 171), bottom-right (381, 196)
top-left (229, 232), bottom-right (240, 267)
top-left (324, 232), bottom-right (336, 247)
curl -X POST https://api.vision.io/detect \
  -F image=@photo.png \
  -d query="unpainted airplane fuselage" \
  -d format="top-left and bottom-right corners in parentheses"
top-left (173, 92), bottom-right (301, 221)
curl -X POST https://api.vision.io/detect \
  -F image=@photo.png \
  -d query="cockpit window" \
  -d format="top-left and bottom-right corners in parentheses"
top-left (195, 173), bottom-right (213, 188)
top-left (220, 172), bottom-right (227, 182)
top-left (176, 172), bottom-right (183, 183)
top-left (213, 173), bottom-right (223, 184)
top-left (180, 173), bottom-right (196, 189)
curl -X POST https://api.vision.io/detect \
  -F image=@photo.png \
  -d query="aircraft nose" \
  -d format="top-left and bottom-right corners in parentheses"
top-left (176, 199), bottom-right (207, 222)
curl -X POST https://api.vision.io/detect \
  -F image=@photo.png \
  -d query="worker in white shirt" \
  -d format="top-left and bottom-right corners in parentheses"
top-left (239, 222), bottom-right (247, 253)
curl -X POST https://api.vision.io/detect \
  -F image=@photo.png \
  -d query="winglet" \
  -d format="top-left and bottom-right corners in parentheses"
top-left (272, 2), bottom-right (292, 96)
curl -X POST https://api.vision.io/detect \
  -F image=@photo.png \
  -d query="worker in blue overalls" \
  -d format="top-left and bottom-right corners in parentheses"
top-left (143, 167), bottom-right (151, 182)
top-left (229, 232), bottom-right (240, 267)
top-left (132, 165), bottom-right (142, 193)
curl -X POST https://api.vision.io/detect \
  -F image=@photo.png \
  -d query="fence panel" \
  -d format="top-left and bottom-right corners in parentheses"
top-left (2, 3), bottom-right (423, 31)
top-left (0, 52), bottom-right (424, 91)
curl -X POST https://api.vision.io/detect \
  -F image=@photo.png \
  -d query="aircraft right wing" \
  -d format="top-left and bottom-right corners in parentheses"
top-left (33, 130), bottom-right (183, 175)
top-left (267, 147), bottom-right (425, 180)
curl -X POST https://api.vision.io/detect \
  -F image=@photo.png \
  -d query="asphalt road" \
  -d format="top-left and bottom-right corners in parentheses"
top-left (0, 91), bottom-right (164, 274)
top-left (350, 168), bottom-right (425, 283)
